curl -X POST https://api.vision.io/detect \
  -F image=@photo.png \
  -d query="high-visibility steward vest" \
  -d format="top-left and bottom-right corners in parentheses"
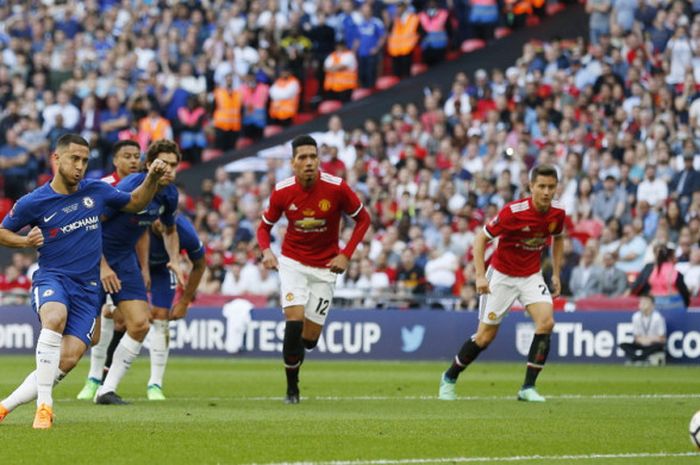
top-left (418, 9), bottom-right (449, 50)
top-left (387, 12), bottom-right (420, 57)
top-left (269, 76), bottom-right (301, 121)
top-left (324, 51), bottom-right (358, 92)
top-left (506, 0), bottom-right (533, 16)
top-left (469, 0), bottom-right (499, 24)
top-left (212, 88), bottom-right (242, 131)
top-left (240, 83), bottom-right (269, 128)
top-left (138, 116), bottom-right (171, 150)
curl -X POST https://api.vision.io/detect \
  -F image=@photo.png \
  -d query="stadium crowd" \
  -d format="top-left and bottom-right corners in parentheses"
top-left (1, 0), bottom-right (700, 310)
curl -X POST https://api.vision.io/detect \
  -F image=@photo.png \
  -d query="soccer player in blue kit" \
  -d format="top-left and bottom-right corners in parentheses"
top-left (0, 134), bottom-right (169, 428)
top-left (94, 139), bottom-right (182, 405)
top-left (144, 214), bottom-right (206, 400)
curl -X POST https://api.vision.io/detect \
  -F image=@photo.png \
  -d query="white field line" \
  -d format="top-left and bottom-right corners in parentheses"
top-left (57, 393), bottom-right (700, 403)
top-left (244, 452), bottom-right (698, 465)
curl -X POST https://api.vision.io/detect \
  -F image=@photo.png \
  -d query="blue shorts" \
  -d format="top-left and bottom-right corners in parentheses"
top-left (107, 253), bottom-right (148, 304)
top-left (149, 264), bottom-right (176, 310)
top-left (31, 271), bottom-right (101, 346)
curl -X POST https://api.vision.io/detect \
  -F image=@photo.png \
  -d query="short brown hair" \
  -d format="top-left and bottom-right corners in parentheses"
top-left (145, 139), bottom-right (181, 164)
top-left (530, 164), bottom-right (558, 182)
top-left (56, 133), bottom-right (89, 152)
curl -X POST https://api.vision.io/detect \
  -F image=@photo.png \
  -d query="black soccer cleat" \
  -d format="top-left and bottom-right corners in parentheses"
top-left (95, 391), bottom-right (129, 405)
top-left (284, 391), bottom-right (300, 404)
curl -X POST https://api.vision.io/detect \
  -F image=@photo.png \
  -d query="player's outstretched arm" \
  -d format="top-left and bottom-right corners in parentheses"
top-left (170, 256), bottom-right (206, 320)
top-left (121, 159), bottom-right (168, 213)
top-left (473, 230), bottom-right (490, 295)
top-left (0, 226), bottom-right (43, 249)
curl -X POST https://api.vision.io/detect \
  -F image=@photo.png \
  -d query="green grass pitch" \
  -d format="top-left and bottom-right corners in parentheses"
top-left (0, 355), bottom-right (698, 465)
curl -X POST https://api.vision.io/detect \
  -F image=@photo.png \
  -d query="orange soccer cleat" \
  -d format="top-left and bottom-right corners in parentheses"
top-left (0, 403), bottom-right (9, 423)
top-left (32, 403), bottom-right (53, 429)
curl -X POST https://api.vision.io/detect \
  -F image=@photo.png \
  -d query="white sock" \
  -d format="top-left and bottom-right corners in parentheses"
top-left (88, 317), bottom-right (114, 381)
top-left (36, 329), bottom-right (62, 407)
top-left (1, 369), bottom-right (66, 412)
top-left (98, 333), bottom-right (142, 395)
top-left (148, 320), bottom-right (170, 388)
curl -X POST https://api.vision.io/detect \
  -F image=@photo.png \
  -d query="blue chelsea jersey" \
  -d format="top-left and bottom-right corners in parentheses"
top-left (102, 172), bottom-right (178, 259)
top-left (149, 214), bottom-right (204, 267)
top-left (1, 179), bottom-right (131, 280)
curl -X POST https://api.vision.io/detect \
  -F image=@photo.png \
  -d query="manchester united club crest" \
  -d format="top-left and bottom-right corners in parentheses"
top-left (488, 312), bottom-right (497, 321)
top-left (285, 292), bottom-right (294, 302)
top-left (319, 199), bottom-right (331, 212)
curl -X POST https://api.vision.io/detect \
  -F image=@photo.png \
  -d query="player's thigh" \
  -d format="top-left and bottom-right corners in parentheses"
top-left (525, 301), bottom-right (555, 332)
top-left (517, 273), bottom-right (553, 311)
top-left (478, 268), bottom-right (518, 325)
top-left (110, 255), bottom-right (148, 306)
top-left (118, 299), bottom-right (151, 329)
top-left (278, 256), bottom-right (312, 310)
top-left (64, 279), bottom-right (102, 347)
top-left (150, 265), bottom-right (176, 318)
top-left (303, 278), bottom-right (336, 326)
top-left (31, 274), bottom-right (71, 331)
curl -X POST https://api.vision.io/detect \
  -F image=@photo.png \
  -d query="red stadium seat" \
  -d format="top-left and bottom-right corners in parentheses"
top-left (293, 112), bottom-right (315, 125)
top-left (445, 50), bottom-right (461, 61)
top-left (318, 100), bottom-right (344, 115)
top-left (235, 137), bottom-right (254, 150)
top-left (495, 27), bottom-right (512, 39)
top-left (201, 149), bottom-right (223, 162)
top-left (525, 15), bottom-right (541, 26)
top-left (460, 39), bottom-right (486, 53)
top-left (375, 75), bottom-right (400, 90)
top-left (546, 2), bottom-right (566, 15)
top-left (176, 161), bottom-right (191, 172)
top-left (410, 63), bottom-right (428, 76)
top-left (263, 125), bottom-right (284, 137)
top-left (351, 88), bottom-right (373, 101)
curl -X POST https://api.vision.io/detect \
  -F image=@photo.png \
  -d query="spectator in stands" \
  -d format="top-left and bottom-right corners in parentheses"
top-left (240, 73), bottom-right (270, 141)
top-left (0, 263), bottom-right (30, 305)
top-left (630, 244), bottom-right (691, 309)
top-left (587, 0), bottom-right (612, 45)
top-left (637, 164), bottom-right (669, 209)
top-left (387, 1), bottom-right (419, 79)
top-left (200, 250), bottom-right (227, 294)
top-left (269, 68), bottom-right (301, 126)
top-left (467, 0), bottom-right (499, 41)
top-left (599, 251), bottom-right (630, 297)
top-left (177, 95), bottom-right (208, 164)
top-left (0, 128), bottom-right (33, 200)
top-left (671, 153), bottom-right (700, 217)
top-left (616, 222), bottom-right (647, 274)
top-left (569, 245), bottom-right (603, 299)
top-left (212, 72), bottom-right (241, 152)
top-left (308, 11), bottom-right (337, 91)
top-left (424, 248), bottom-right (458, 296)
top-left (592, 174), bottom-right (627, 223)
top-left (323, 41), bottom-right (358, 102)
top-left (619, 294), bottom-right (667, 365)
top-left (419, 0), bottom-right (450, 65)
top-left (676, 247), bottom-right (700, 296)
top-left (396, 247), bottom-right (427, 298)
top-left (354, 3), bottom-right (386, 89)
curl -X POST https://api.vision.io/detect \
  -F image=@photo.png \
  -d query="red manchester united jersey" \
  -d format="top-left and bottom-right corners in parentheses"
top-left (483, 197), bottom-right (566, 277)
top-left (262, 172), bottom-right (364, 268)
top-left (101, 172), bottom-right (122, 187)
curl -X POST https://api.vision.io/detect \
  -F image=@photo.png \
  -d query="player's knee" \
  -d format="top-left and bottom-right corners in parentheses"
top-left (537, 317), bottom-right (555, 334)
top-left (129, 318), bottom-right (151, 340)
top-left (302, 338), bottom-right (318, 350)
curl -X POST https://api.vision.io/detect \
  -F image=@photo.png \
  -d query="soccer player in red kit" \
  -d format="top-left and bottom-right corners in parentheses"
top-left (257, 134), bottom-right (371, 404)
top-left (439, 164), bottom-right (565, 402)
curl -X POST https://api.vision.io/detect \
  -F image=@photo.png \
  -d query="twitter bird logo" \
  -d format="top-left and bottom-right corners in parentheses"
top-left (401, 325), bottom-right (425, 352)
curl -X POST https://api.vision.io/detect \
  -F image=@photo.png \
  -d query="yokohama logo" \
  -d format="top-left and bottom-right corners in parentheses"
top-left (59, 216), bottom-right (99, 234)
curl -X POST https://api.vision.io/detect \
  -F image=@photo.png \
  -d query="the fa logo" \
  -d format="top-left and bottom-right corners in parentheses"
top-left (82, 196), bottom-right (95, 208)
top-left (42, 289), bottom-right (54, 297)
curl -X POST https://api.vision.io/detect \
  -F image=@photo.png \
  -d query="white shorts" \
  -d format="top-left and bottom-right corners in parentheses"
top-left (478, 267), bottom-right (552, 325)
top-left (278, 255), bottom-right (337, 325)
